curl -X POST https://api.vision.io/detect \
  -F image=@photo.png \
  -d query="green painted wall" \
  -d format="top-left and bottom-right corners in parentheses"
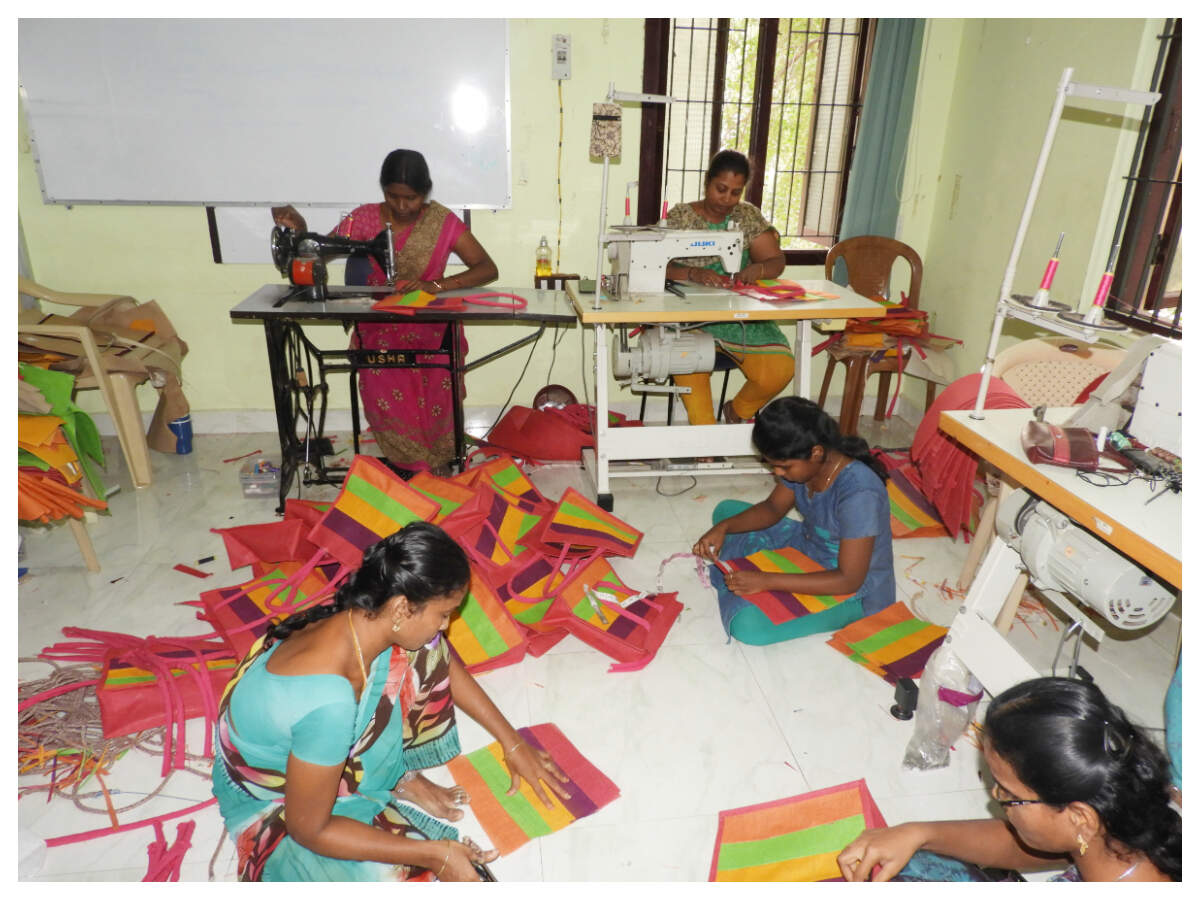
top-left (908, 19), bottom-right (1162, 375)
top-left (17, 18), bottom-right (1164, 425)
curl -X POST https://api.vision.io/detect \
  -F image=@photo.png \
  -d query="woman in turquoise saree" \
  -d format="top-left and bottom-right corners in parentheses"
top-left (212, 522), bottom-right (569, 881)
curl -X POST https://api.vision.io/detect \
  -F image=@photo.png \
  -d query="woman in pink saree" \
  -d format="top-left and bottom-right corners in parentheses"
top-left (273, 150), bottom-right (498, 471)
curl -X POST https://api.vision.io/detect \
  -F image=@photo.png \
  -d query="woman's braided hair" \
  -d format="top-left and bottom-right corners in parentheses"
top-left (751, 396), bottom-right (888, 483)
top-left (263, 521), bottom-right (470, 648)
top-left (984, 677), bottom-right (1181, 881)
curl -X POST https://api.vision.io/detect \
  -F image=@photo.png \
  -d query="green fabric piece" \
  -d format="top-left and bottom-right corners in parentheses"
top-left (17, 449), bottom-right (51, 471)
top-left (18, 363), bottom-right (107, 497)
top-left (458, 593), bottom-right (512, 657)
top-left (346, 470), bottom-right (427, 527)
top-left (836, 18), bottom-right (926, 274)
top-left (847, 617), bottom-right (930, 656)
top-left (469, 744), bottom-right (554, 839)
top-left (717, 814), bottom-right (868, 871)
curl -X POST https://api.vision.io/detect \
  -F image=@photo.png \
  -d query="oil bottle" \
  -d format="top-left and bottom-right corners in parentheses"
top-left (535, 236), bottom-right (553, 279)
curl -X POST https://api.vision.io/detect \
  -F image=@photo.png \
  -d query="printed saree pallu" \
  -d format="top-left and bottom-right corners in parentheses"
top-left (213, 635), bottom-right (461, 881)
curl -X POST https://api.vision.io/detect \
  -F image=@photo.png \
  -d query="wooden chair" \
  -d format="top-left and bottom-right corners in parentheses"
top-left (817, 236), bottom-right (934, 436)
top-left (17, 277), bottom-right (154, 488)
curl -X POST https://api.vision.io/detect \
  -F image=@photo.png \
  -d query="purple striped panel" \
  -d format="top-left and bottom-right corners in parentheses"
top-left (881, 637), bottom-right (945, 684)
top-left (766, 590), bottom-right (808, 618)
top-left (519, 729), bottom-right (599, 820)
top-left (603, 598), bottom-right (651, 641)
top-left (543, 521), bottom-right (632, 548)
top-left (321, 507), bottom-right (383, 554)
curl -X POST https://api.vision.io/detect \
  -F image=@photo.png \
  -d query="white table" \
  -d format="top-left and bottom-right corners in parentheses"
top-left (567, 280), bottom-right (885, 509)
top-left (939, 407), bottom-right (1181, 695)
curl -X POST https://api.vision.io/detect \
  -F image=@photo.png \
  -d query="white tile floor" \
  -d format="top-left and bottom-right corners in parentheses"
top-left (16, 418), bottom-right (1180, 882)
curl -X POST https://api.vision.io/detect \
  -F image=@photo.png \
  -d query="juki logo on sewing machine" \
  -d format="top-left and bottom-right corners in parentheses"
top-left (688, 240), bottom-right (717, 249)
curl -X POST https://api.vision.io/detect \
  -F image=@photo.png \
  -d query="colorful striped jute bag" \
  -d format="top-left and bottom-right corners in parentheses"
top-left (710, 779), bottom-right (887, 882)
top-left (406, 470), bottom-right (479, 523)
top-left (826, 601), bottom-right (947, 684)
top-left (446, 570), bottom-right (529, 674)
top-left (441, 483), bottom-right (546, 581)
top-left (717, 548), bottom-right (854, 625)
top-left (459, 454), bottom-right (548, 511)
top-left (307, 455), bottom-right (441, 569)
top-left (494, 554), bottom-right (572, 657)
top-left (194, 561), bottom-right (334, 659)
top-left (541, 554), bottom-right (682, 672)
top-left (445, 723), bottom-right (620, 855)
top-left (531, 486), bottom-right (643, 558)
top-left (872, 449), bottom-right (948, 539)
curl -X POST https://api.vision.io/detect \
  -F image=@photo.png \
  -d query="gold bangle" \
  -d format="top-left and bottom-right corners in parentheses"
top-left (504, 739), bottom-right (524, 758)
top-left (435, 840), bottom-right (451, 879)
top-left (431, 280), bottom-right (443, 292)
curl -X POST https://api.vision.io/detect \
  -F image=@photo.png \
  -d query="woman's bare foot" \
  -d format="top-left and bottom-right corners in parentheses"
top-left (393, 772), bottom-right (469, 821)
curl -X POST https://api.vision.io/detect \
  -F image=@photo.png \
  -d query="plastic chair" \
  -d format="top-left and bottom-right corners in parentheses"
top-left (992, 337), bottom-right (1127, 407)
top-left (17, 277), bottom-right (154, 488)
top-left (817, 236), bottom-right (934, 435)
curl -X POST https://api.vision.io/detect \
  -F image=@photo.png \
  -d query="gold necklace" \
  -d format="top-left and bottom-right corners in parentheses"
top-left (814, 455), bottom-right (848, 493)
top-left (347, 612), bottom-right (369, 688)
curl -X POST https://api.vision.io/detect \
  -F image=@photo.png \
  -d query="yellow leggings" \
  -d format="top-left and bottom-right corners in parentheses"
top-left (674, 348), bottom-right (795, 425)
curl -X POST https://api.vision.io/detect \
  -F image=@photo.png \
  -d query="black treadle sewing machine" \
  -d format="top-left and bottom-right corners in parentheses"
top-left (270, 225), bottom-right (396, 303)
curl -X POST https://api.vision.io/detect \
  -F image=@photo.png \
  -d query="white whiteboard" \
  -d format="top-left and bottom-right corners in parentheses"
top-left (18, 19), bottom-right (511, 208)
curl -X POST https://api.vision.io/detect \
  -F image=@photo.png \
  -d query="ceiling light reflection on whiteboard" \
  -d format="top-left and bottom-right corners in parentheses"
top-left (451, 84), bottom-right (488, 134)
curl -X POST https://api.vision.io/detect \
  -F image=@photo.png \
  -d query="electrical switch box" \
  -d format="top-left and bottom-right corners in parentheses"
top-left (552, 33), bottom-right (570, 80)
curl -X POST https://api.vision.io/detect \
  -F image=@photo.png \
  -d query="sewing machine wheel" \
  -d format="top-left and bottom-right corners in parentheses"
top-left (270, 225), bottom-right (293, 274)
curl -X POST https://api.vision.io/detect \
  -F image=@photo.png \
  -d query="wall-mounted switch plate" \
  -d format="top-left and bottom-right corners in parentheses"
top-left (552, 33), bottom-right (570, 80)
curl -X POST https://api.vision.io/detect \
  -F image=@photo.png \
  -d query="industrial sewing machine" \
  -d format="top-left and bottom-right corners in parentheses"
top-left (601, 225), bottom-right (744, 406)
top-left (270, 225), bottom-right (396, 302)
top-left (603, 225), bottom-right (742, 299)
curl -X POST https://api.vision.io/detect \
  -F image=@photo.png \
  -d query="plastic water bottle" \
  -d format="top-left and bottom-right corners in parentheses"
top-left (167, 414), bottom-right (194, 454)
top-left (535, 236), bottom-right (553, 279)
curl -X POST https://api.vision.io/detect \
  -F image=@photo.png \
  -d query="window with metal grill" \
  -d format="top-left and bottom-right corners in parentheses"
top-left (1106, 18), bottom-right (1181, 338)
top-left (638, 18), bottom-right (875, 265)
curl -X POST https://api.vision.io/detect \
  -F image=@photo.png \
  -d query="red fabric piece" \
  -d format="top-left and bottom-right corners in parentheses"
top-left (909, 373), bottom-right (1028, 540)
top-left (484, 405), bottom-right (595, 461)
top-left (143, 819), bottom-right (196, 881)
top-left (283, 497), bottom-right (333, 530)
top-left (173, 564), bottom-right (211, 579)
top-left (1074, 372), bottom-right (1109, 404)
top-left (45, 798), bottom-right (217, 849)
top-left (211, 519), bottom-right (317, 570)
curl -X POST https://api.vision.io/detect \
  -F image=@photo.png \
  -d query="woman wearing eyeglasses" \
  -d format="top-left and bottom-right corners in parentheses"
top-left (837, 677), bottom-right (1181, 882)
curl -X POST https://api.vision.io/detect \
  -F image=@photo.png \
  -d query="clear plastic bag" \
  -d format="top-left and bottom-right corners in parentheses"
top-left (902, 643), bottom-right (983, 770)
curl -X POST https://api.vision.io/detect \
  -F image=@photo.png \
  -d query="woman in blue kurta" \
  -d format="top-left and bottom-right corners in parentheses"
top-left (212, 522), bottom-right (569, 881)
top-left (694, 396), bottom-right (894, 645)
